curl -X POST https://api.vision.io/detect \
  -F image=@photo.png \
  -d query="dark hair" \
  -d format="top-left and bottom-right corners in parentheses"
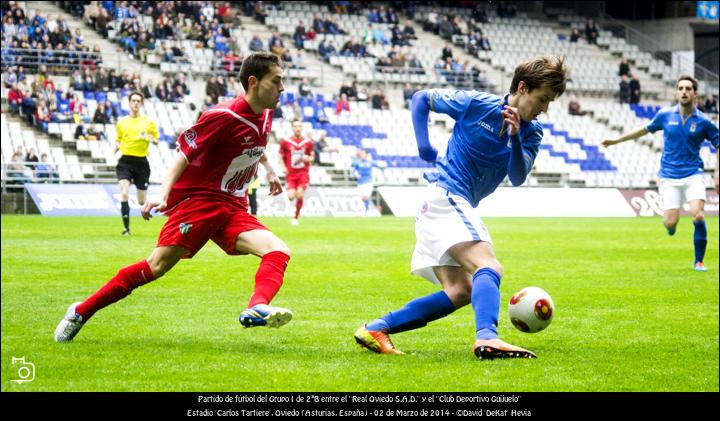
top-left (291, 118), bottom-right (303, 124)
top-left (128, 91), bottom-right (144, 102)
top-left (510, 55), bottom-right (568, 98)
top-left (676, 75), bottom-right (698, 92)
top-left (239, 52), bottom-right (282, 91)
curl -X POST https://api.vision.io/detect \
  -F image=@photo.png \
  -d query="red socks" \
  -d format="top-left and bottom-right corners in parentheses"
top-left (248, 251), bottom-right (290, 307)
top-left (294, 198), bottom-right (304, 219)
top-left (76, 260), bottom-right (156, 321)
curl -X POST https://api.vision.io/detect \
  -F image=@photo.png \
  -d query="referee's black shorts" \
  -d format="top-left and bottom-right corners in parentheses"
top-left (116, 155), bottom-right (150, 190)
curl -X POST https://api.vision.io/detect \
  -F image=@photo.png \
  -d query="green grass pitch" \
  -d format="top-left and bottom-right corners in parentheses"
top-left (1, 215), bottom-right (717, 391)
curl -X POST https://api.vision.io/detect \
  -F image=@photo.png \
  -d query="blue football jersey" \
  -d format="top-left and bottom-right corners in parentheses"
top-left (353, 158), bottom-right (377, 185)
top-left (425, 90), bottom-right (543, 206)
top-left (646, 105), bottom-right (719, 179)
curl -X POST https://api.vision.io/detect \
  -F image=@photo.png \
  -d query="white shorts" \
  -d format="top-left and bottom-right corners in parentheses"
top-left (410, 184), bottom-right (492, 285)
top-left (357, 182), bottom-right (374, 198)
top-left (659, 174), bottom-right (707, 211)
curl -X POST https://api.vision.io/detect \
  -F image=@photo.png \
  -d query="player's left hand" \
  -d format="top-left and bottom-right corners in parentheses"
top-left (141, 200), bottom-right (167, 220)
top-left (267, 172), bottom-right (283, 196)
top-left (503, 106), bottom-right (520, 136)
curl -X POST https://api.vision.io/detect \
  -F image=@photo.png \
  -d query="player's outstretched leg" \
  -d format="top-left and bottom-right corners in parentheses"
top-left (354, 325), bottom-right (403, 355)
top-left (693, 219), bottom-right (708, 272)
top-left (54, 302), bottom-right (85, 342)
top-left (240, 250), bottom-right (292, 328)
top-left (471, 267), bottom-right (536, 359)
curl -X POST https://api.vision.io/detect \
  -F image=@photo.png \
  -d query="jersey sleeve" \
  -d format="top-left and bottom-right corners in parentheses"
top-left (176, 111), bottom-right (231, 162)
top-left (522, 123), bottom-right (543, 168)
top-left (645, 109), bottom-right (665, 133)
top-left (305, 141), bottom-right (314, 155)
top-left (428, 89), bottom-right (473, 120)
top-left (115, 119), bottom-right (125, 144)
top-left (147, 117), bottom-right (159, 140)
top-left (705, 120), bottom-right (719, 148)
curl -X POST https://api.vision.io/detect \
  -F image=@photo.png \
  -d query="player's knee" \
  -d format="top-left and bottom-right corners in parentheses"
top-left (268, 240), bottom-right (291, 258)
top-left (482, 261), bottom-right (504, 278)
top-left (446, 282), bottom-right (472, 306)
top-left (692, 212), bottom-right (705, 223)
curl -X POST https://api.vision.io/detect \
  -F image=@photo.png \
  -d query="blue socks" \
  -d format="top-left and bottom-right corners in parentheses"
top-left (694, 220), bottom-right (707, 264)
top-left (363, 199), bottom-right (370, 211)
top-left (471, 268), bottom-right (501, 340)
top-left (366, 290), bottom-right (456, 334)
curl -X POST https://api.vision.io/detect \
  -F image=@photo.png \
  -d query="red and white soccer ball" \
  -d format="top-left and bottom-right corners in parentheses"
top-left (508, 287), bottom-right (554, 333)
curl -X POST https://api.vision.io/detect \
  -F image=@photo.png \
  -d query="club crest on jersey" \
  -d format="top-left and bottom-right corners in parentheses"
top-left (179, 223), bottom-right (193, 235)
top-left (184, 129), bottom-right (198, 149)
top-left (690, 123), bottom-right (696, 132)
top-left (241, 135), bottom-right (253, 144)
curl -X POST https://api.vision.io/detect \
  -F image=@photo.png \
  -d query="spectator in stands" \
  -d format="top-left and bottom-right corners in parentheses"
top-left (497, 2), bottom-right (517, 18)
top-left (619, 75), bottom-right (631, 104)
top-left (7, 83), bottom-right (24, 114)
top-left (75, 122), bottom-right (101, 140)
top-left (312, 12), bottom-right (325, 34)
top-left (8, 153), bottom-right (32, 185)
top-left (441, 42), bottom-right (453, 61)
top-left (339, 81), bottom-right (357, 101)
top-left (298, 77), bottom-right (312, 99)
top-left (618, 58), bottom-right (630, 77)
top-left (318, 40), bottom-right (336, 62)
top-left (291, 49), bottom-right (306, 69)
top-left (407, 53), bottom-right (424, 75)
top-left (155, 81), bottom-right (170, 101)
top-left (25, 147), bottom-right (39, 169)
top-left (424, 7), bottom-right (440, 33)
top-left (93, 102), bottom-right (112, 124)
top-left (94, 67), bottom-right (108, 91)
top-left (83, 1), bottom-right (100, 27)
top-left (630, 75), bottom-right (641, 104)
top-left (403, 21), bottom-right (417, 41)
top-left (253, 1), bottom-right (268, 24)
top-left (35, 153), bottom-right (59, 182)
top-left (313, 100), bottom-right (329, 125)
top-left (371, 90), bottom-right (389, 110)
top-left (367, 6), bottom-right (380, 23)
top-left (479, 35), bottom-right (491, 51)
top-left (313, 132), bottom-right (336, 164)
top-left (570, 28), bottom-right (580, 43)
top-left (585, 18), bottom-right (598, 45)
top-left (568, 95), bottom-right (587, 116)
top-left (324, 16), bottom-right (342, 35)
top-left (702, 95), bottom-right (718, 114)
top-left (386, 7), bottom-right (399, 25)
top-left (107, 69), bottom-right (121, 90)
top-left (273, 41), bottom-right (292, 63)
top-left (172, 84), bottom-right (186, 102)
top-left (294, 20), bottom-right (307, 50)
top-left (439, 15), bottom-right (454, 40)
top-left (53, 92), bottom-right (72, 122)
top-left (336, 93), bottom-right (350, 114)
top-left (391, 25), bottom-right (407, 47)
top-left (403, 83), bottom-right (415, 109)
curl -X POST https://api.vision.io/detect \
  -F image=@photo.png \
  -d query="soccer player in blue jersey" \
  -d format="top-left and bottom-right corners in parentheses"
top-left (352, 148), bottom-right (385, 216)
top-left (354, 56), bottom-right (569, 359)
top-left (602, 75), bottom-right (719, 272)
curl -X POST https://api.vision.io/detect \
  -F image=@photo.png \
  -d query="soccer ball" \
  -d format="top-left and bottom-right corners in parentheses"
top-left (508, 287), bottom-right (554, 333)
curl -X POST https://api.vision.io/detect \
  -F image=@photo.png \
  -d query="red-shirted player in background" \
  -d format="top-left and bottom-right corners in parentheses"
top-left (279, 119), bottom-right (314, 225)
top-left (55, 53), bottom-right (294, 342)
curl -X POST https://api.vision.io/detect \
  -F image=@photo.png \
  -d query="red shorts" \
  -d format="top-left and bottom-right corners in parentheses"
top-left (285, 172), bottom-right (310, 191)
top-left (157, 196), bottom-right (269, 258)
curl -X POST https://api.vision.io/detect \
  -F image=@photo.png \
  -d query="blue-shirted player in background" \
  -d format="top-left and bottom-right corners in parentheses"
top-left (602, 75), bottom-right (719, 272)
top-left (354, 56), bottom-right (569, 359)
top-left (352, 148), bottom-right (385, 216)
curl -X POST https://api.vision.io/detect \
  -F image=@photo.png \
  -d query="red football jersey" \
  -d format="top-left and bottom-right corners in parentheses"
top-left (279, 136), bottom-right (313, 175)
top-left (169, 97), bottom-right (273, 209)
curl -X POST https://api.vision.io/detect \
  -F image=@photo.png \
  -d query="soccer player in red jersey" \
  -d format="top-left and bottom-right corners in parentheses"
top-left (55, 53), bottom-right (294, 342)
top-left (279, 119), bottom-right (314, 225)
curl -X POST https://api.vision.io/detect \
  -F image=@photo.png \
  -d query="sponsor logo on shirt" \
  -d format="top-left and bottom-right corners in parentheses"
top-left (479, 121), bottom-right (495, 133)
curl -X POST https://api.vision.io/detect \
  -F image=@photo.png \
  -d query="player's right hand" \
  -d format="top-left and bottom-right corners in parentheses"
top-left (141, 200), bottom-right (167, 220)
top-left (601, 139), bottom-right (617, 148)
top-left (418, 146), bottom-right (437, 163)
